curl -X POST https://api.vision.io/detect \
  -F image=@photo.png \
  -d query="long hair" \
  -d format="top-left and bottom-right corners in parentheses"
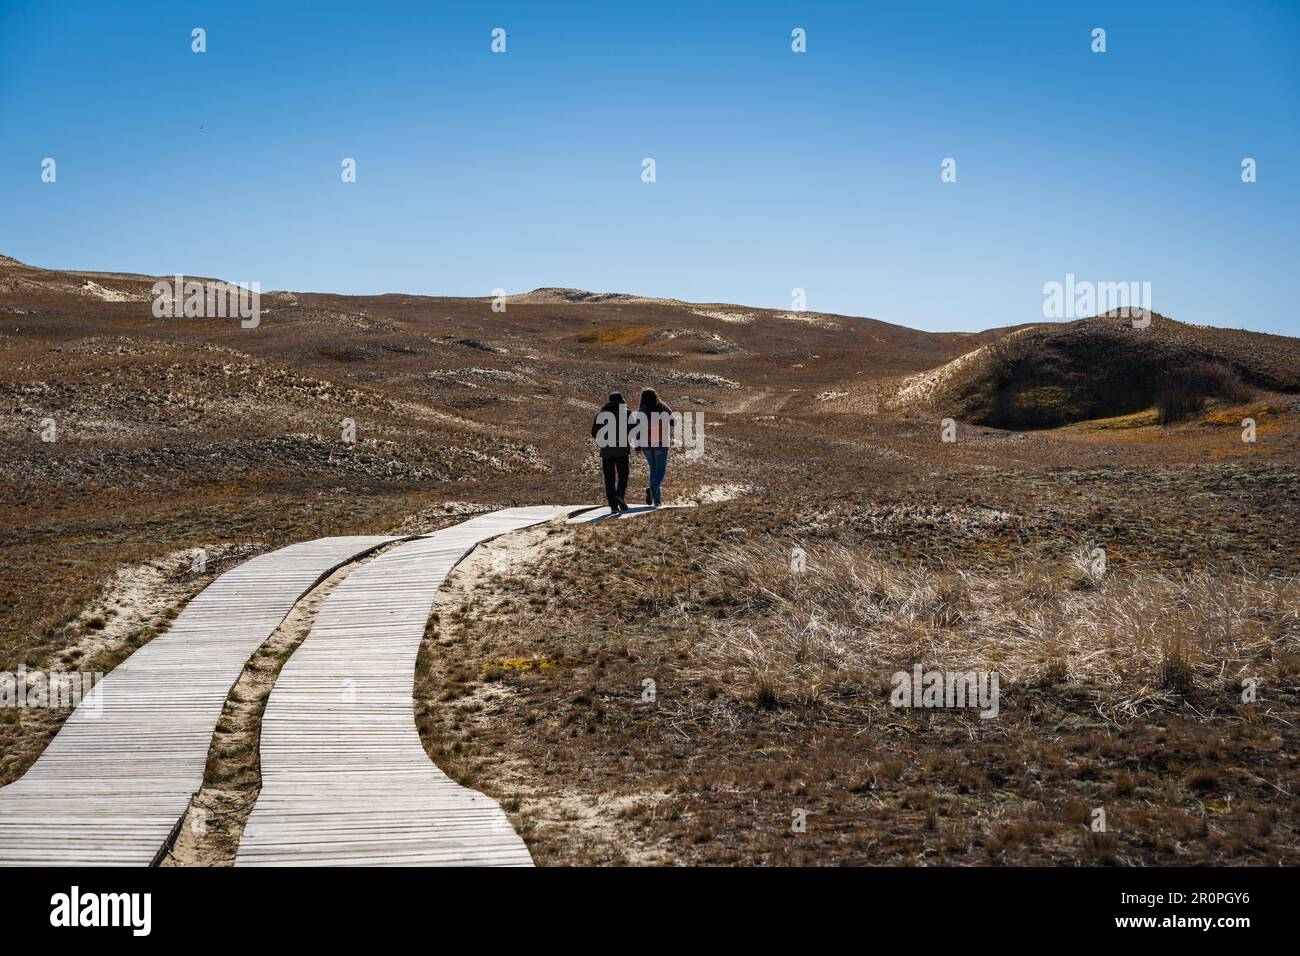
top-left (639, 388), bottom-right (662, 413)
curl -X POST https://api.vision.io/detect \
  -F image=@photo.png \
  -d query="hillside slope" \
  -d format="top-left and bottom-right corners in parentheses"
top-left (893, 312), bottom-right (1300, 429)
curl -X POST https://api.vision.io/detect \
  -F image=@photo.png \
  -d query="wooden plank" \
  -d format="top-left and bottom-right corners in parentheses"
top-left (0, 535), bottom-right (397, 867)
top-left (235, 507), bottom-right (578, 867)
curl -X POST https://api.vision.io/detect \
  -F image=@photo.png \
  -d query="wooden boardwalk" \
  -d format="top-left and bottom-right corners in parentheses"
top-left (567, 503), bottom-right (692, 524)
top-left (0, 535), bottom-right (396, 866)
top-left (235, 507), bottom-right (577, 866)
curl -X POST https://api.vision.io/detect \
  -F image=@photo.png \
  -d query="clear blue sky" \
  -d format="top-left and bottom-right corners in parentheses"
top-left (1, 1), bottom-right (1296, 335)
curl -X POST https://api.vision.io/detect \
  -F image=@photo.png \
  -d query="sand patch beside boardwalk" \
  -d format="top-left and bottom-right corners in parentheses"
top-left (684, 482), bottom-right (754, 504)
top-left (0, 543), bottom-right (263, 787)
top-left (58, 544), bottom-right (263, 667)
top-left (413, 516), bottom-right (676, 865)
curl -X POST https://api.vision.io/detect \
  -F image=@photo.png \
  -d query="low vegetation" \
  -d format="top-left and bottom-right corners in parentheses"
top-left (668, 540), bottom-right (1299, 720)
top-left (5, 257), bottom-right (1299, 865)
top-left (413, 495), bottom-right (1300, 865)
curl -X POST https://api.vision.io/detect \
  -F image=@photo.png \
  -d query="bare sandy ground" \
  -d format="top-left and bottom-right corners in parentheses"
top-left (683, 482), bottom-right (754, 504)
top-left (79, 280), bottom-right (144, 302)
top-left (691, 309), bottom-right (754, 324)
top-left (59, 544), bottom-right (262, 666)
top-left (415, 517), bottom-right (674, 865)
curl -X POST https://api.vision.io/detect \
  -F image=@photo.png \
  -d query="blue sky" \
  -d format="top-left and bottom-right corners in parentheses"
top-left (1, 1), bottom-right (1296, 334)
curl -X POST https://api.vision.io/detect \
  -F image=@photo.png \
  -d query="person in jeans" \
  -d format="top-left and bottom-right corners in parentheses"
top-left (636, 387), bottom-right (672, 506)
top-left (591, 392), bottom-right (631, 514)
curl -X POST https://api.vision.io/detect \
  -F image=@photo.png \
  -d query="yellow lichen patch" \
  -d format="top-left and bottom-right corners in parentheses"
top-left (575, 327), bottom-right (654, 346)
top-left (1078, 408), bottom-right (1162, 431)
top-left (1199, 401), bottom-right (1277, 428)
top-left (494, 656), bottom-right (557, 671)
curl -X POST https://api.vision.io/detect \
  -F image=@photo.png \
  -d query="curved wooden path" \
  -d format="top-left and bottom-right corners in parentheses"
top-left (0, 535), bottom-right (396, 866)
top-left (235, 507), bottom-right (576, 866)
top-left (0, 503), bottom-right (692, 867)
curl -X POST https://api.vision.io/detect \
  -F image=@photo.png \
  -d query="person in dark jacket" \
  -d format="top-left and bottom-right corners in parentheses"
top-left (591, 392), bottom-right (631, 514)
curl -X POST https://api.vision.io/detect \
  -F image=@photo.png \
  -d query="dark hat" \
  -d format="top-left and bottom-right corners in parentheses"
top-left (607, 391), bottom-right (626, 405)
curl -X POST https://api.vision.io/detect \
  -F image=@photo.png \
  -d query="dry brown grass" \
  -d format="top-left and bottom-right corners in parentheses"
top-left (412, 507), bottom-right (1300, 865)
top-left (654, 539), bottom-right (1300, 722)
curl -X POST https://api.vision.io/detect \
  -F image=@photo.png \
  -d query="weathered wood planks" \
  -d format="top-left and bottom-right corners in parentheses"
top-left (235, 507), bottom-right (577, 867)
top-left (0, 535), bottom-right (397, 866)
